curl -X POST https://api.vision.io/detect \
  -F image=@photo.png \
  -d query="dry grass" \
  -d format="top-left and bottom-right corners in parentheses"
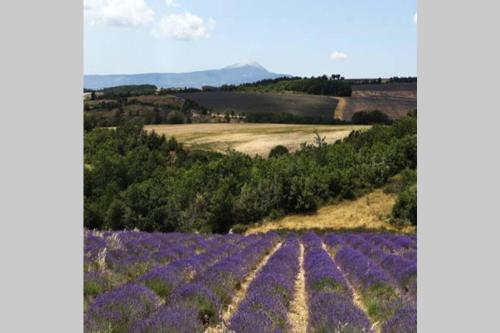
top-left (145, 123), bottom-right (368, 157)
top-left (246, 189), bottom-right (416, 234)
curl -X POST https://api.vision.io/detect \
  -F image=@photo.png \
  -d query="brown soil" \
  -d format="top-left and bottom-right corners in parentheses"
top-left (288, 242), bottom-right (309, 333)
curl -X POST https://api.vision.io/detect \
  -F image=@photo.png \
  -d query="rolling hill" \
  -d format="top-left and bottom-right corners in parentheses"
top-left (84, 62), bottom-right (287, 90)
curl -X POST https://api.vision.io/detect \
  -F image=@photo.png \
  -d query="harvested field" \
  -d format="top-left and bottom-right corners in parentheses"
top-left (174, 91), bottom-right (339, 118)
top-left (335, 82), bottom-right (417, 120)
top-left (144, 123), bottom-right (369, 157)
top-left (246, 189), bottom-right (416, 234)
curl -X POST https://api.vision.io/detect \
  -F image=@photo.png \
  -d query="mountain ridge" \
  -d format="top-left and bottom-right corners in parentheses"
top-left (84, 62), bottom-right (288, 90)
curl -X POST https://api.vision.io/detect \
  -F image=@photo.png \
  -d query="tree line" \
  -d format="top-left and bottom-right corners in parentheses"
top-left (154, 75), bottom-right (352, 97)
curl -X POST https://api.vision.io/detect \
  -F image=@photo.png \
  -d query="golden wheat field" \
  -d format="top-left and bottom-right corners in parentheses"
top-left (145, 123), bottom-right (370, 157)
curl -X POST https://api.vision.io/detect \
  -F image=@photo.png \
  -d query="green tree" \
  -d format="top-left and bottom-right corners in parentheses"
top-left (105, 199), bottom-right (127, 229)
top-left (268, 145), bottom-right (289, 158)
top-left (167, 111), bottom-right (185, 124)
top-left (391, 185), bottom-right (417, 225)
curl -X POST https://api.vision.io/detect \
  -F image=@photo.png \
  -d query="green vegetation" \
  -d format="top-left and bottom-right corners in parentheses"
top-left (83, 91), bottom-right (194, 129)
top-left (230, 224), bottom-right (249, 234)
top-left (99, 84), bottom-right (157, 98)
top-left (351, 110), bottom-right (392, 125)
top-left (364, 284), bottom-right (400, 322)
top-left (84, 115), bottom-right (416, 233)
top-left (162, 76), bottom-right (352, 97)
top-left (391, 185), bottom-right (417, 226)
top-left (268, 145), bottom-right (289, 159)
top-left (385, 168), bottom-right (417, 226)
top-left (245, 112), bottom-right (343, 124)
top-left (222, 75), bottom-right (352, 96)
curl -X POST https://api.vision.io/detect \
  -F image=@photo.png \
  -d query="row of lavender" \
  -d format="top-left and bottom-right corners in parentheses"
top-left (302, 232), bottom-right (372, 332)
top-left (324, 233), bottom-right (417, 333)
top-left (84, 230), bottom-right (416, 333)
top-left (85, 230), bottom-right (279, 332)
top-left (85, 230), bottom-right (227, 303)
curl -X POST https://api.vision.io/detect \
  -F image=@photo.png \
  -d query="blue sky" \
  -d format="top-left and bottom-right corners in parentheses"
top-left (84, 0), bottom-right (417, 78)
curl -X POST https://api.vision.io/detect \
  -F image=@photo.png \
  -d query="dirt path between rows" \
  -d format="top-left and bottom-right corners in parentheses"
top-left (206, 242), bottom-right (283, 333)
top-left (322, 243), bottom-right (380, 333)
top-left (288, 242), bottom-right (309, 333)
top-left (334, 97), bottom-right (347, 120)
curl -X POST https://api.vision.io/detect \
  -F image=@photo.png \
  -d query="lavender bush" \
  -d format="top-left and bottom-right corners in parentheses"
top-left (84, 283), bottom-right (161, 333)
top-left (229, 236), bottom-right (300, 333)
top-left (303, 233), bottom-right (371, 333)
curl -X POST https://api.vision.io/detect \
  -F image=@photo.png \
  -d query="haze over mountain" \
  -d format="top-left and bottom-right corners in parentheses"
top-left (84, 62), bottom-right (287, 90)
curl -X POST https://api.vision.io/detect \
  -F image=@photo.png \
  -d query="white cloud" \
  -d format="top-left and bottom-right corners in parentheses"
top-left (165, 0), bottom-right (179, 7)
top-left (413, 12), bottom-right (417, 25)
top-left (154, 12), bottom-right (216, 40)
top-left (330, 51), bottom-right (348, 61)
top-left (84, 0), bottom-right (155, 27)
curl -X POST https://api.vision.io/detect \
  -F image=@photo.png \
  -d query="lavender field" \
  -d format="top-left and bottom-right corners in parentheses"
top-left (84, 230), bottom-right (416, 333)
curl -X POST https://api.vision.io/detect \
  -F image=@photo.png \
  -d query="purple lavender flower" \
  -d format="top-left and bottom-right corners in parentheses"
top-left (303, 233), bottom-right (371, 332)
top-left (382, 303), bottom-right (417, 333)
top-left (132, 305), bottom-right (204, 333)
top-left (308, 292), bottom-right (371, 333)
top-left (85, 283), bottom-right (161, 333)
top-left (229, 236), bottom-right (300, 333)
top-left (335, 246), bottom-right (394, 291)
top-left (169, 283), bottom-right (221, 325)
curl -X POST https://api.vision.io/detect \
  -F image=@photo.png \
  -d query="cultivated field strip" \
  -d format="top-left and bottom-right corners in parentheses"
top-left (302, 232), bottom-right (372, 333)
top-left (85, 232), bottom-right (270, 331)
top-left (229, 236), bottom-right (301, 332)
top-left (324, 233), bottom-right (417, 332)
top-left (342, 234), bottom-right (417, 304)
top-left (84, 231), bottom-right (225, 300)
top-left (132, 233), bottom-right (280, 331)
top-left (221, 240), bottom-right (283, 324)
top-left (84, 230), bottom-right (416, 333)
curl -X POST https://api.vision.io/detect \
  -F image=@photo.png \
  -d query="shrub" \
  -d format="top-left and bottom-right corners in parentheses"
top-left (268, 145), bottom-right (289, 158)
top-left (391, 184), bottom-right (417, 226)
top-left (231, 224), bottom-right (248, 234)
top-left (385, 169), bottom-right (417, 194)
top-left (167, 111), bottom-right (185, 124)
top-left (351, 110), bottom-right (392, 124)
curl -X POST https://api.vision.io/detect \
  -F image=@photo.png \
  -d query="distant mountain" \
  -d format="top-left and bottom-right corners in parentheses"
top-left (84, 62), bottom-right (288, 90)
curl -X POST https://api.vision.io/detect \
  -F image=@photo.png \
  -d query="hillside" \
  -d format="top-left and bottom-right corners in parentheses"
top-left (174, 91), bottom-right (339, 123)
top-left (84, 62), bottom-right (286, 90)
top-left (246, 189), bottom-right (416, 234)
top-left (335, 82), bottom-right (417, 120)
